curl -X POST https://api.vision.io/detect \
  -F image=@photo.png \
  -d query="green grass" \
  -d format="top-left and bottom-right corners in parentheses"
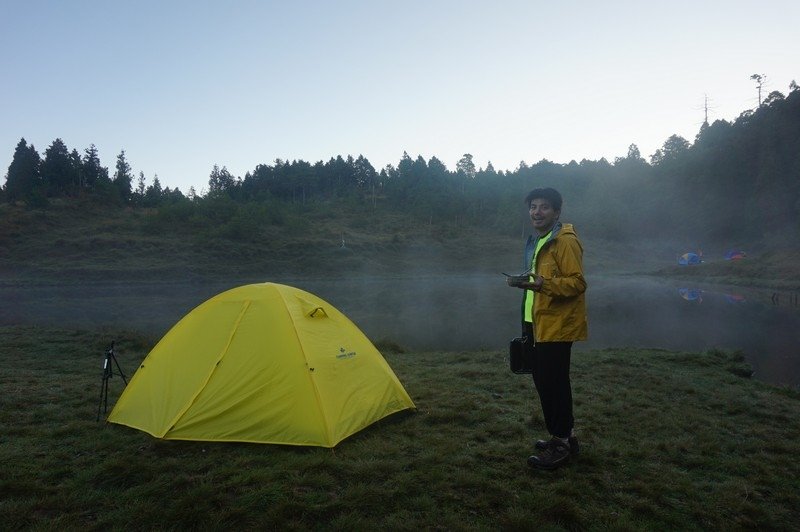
top-left (0, 199), bottom-right (521, 284)
top-left (2, 327), bottom-right (799, 529)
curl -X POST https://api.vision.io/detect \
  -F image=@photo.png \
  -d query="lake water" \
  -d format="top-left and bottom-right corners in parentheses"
top-left (1, 274), bottom-right (798, 388)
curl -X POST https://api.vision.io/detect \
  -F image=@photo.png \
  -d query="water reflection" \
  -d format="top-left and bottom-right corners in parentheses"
top-left (1, 275), bottom-right (798, 388)
top-left (723, 293), bottom-right (746, 304)
top-left (679, 287), bottom-right (751, 305)
top-left (589, 277), bottom-right (800, 388)
top-left (678, 288), bottom-right (704, 303)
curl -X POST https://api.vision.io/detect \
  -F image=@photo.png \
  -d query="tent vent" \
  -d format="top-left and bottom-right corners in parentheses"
top-left (308, 307), bottom-right (327, 318)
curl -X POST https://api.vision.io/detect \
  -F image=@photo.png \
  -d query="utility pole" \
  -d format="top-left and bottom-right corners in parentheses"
top-left (695, 94), bottom-right (715, 127)
top-left (750, 74), bottom-right (765, 106)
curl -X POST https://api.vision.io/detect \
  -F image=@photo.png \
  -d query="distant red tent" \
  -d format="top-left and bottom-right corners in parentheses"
top-left (724, 250), bottom-right (746, 260)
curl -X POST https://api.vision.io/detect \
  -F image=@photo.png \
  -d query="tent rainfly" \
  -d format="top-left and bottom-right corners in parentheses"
top-left (678, 252), bottom-right (702, 266)
top-left (107, 283), bottom-right (415, 447)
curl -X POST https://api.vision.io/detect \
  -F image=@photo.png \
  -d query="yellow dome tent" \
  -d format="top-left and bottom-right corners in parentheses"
top-left (107, 283), bottom-right (415, 447)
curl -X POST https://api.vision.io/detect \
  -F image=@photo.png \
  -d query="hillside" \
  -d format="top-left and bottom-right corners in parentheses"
top-left (0, 199), bottom-right (521, 284)
top-left (2, 198), bottom-right (798, 291)
top-left (5, 87), bottom-right (800, 246)
top-left (4, 87), bottom-right (800, 288)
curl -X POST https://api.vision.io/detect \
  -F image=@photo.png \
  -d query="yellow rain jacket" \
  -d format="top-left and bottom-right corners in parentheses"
top-left (522, 222), bottom-right (588, 342)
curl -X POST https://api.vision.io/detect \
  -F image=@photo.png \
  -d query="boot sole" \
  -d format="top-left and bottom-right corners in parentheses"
top-left (535, 438), bottom-right (580, 456)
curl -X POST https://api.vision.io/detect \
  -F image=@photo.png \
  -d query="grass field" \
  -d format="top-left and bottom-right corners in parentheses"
top-left (2, 327), bottom-right (799, 530)
top-left (0, 200), bottom-right (521, 284)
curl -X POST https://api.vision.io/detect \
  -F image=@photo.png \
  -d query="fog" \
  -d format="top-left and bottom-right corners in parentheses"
top-left (1, 273), bottom-right (798, 388)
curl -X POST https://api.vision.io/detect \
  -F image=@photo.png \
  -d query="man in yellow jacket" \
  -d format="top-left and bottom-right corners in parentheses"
top-left (508, 187), bottom-right (587, 470)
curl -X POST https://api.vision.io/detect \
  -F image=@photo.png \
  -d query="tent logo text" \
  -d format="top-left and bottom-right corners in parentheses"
top-left (336, 347), bottom-right (356, 360)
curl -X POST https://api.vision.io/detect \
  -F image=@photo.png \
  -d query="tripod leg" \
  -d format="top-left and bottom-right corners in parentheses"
top-left (97, 375), bottom-right (107, 421)
top-left (111, 353), bottom-right (128, 384)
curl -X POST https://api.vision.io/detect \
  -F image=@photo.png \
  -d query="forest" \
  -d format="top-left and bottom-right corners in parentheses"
top-left (3, 83), bottom-right (799, 248)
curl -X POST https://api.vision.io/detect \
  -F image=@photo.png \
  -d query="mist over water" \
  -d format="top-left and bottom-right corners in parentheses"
top-left (1, 274), bottom-right (798, 388)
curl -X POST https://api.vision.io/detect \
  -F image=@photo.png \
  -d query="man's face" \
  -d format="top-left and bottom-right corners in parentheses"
top-left (529, 198), bottom-right (559, 234)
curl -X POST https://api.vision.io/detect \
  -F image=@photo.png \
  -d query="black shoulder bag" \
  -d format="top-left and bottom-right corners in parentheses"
top-left (509, 336), bottom-right (534, 374)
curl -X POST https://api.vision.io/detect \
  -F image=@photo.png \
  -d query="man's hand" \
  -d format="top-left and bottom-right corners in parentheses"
top-left (506, 275), bottom-right (528, 287)
top-left (509, 275), bottom-right (544, 291)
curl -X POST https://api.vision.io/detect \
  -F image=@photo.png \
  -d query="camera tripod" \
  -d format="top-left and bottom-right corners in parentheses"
top-left (96, 341), bottom-right (128, 421)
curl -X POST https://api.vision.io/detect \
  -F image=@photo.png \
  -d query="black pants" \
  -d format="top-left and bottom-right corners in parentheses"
top-left (523, 323), bottom-right (574, 439)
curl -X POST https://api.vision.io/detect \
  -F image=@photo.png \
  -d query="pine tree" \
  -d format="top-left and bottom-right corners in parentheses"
top-left (41, 139), bottom-right (76, 196)
top-left (131, 171), bottom-right (146, 206)
top-left (82, 144), bottom-right (109, 190)
top-left (4, 138), bottom-right (41, 202)
top-left (208, 164), bottom-right (235, 195)
top-left (144, 174), bottom-right (163, 206)
top-left (69, 149), bottom-right (82, 191)
top-left (113, 150), bottom-right (134, 202)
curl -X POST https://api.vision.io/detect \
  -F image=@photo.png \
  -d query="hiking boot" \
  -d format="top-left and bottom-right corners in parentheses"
top-left (528, 438), bottom-right (571, 470)
top-left (535, 435), bottom-right (579, 455)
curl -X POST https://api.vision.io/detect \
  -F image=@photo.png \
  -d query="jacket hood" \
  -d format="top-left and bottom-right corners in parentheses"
top-left (523, 222), bottom-right (580, 270)
top-left (551, 222), bottom-right (577, 239)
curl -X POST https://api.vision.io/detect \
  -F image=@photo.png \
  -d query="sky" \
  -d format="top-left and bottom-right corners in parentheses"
top-left (1, 0), bottom-right (798, 193)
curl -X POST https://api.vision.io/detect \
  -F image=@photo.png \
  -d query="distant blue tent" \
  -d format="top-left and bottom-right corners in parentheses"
top-left (724, 250), bottom-right (746, 260)
top-left (678, 252), bottom-right (702, 265)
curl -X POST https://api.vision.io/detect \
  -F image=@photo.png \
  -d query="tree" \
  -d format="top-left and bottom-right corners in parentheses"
top-left (427, 156), bottom-right (448, 176)
top-left (763, 91), bottom-right (785, 106)
top-left (649, 135), bottom-right (690, 165)
top-left (4, 138), bottom-right (41, 202)
top-left (40, 138), bottom-right (76, 196)
top-left (113, 150), bottom-right (134, 202)
top-left (615, 143), bottom-right (647, 167)
top-left (626, 144), bottom-right (643, 161)
top-left (69, 149), bottom-right (82, 190)
top-left (131, 171), bottom-right (147, 206)
top-left (82, 144), bottom-right (109, 190)
top-left (750, 74), bottom-right (765, 106)
top-left (397, 152), bottom-right (414, 179)
top-left (456, 153), bottom-right (476, 179)
top-left (136, 171), bottom-right (146, 197)
top-left (324, 155), bottom-right (355, 195)
top-left (352, 154), bottom-right (377, 189)
top-left (144, 174), bottom-right (163, 206)
top-left (411, 155), bottom-right (428, 178)
top-left (208, 164), bottom-right (235, 195)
